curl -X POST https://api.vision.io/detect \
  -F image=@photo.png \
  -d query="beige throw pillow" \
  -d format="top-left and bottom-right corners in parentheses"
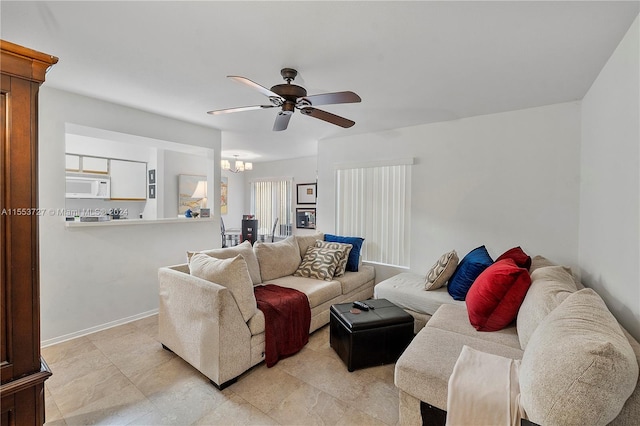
top-left (294, 246), bottom-right (344, 281)
top-left (425, 250), bottom-right (459, 290)
top-left (519, 288), bottom-right (638, 426)
top-left (516, 265), bottom-right (577, 349)
top-left (188, 254), bottom-right (257, 322)
top-left (254, 236), bottom-right (301, 281)
top-left (314, 240), bottom-right (352, 277)
top-left (187, 240), bottom-right (262, 285)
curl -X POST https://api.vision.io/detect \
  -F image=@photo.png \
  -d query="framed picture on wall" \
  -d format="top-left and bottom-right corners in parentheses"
top-left (297, 183), bottom-right (317, 205)
top-left (221, 177), bottom-right (228, 215)
top-left (296, 208), bottom-right (316, 229)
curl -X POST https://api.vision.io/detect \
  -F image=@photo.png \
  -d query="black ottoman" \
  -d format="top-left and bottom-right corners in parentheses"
top-left (330, 299), bottom-right (414, 372)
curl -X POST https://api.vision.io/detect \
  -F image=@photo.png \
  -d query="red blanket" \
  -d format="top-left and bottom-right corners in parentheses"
top-left (254, 284), bottom-right (311, 367)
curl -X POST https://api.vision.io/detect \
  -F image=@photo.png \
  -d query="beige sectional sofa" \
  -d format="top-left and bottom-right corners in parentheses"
top-left (158, 233), bottom-right (375, 389)
top-left (393, 256), bottom-right (640, 425)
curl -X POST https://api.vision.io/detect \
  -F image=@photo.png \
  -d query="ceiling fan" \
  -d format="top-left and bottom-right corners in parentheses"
top-left (207, 68), bottom-right (361, 131)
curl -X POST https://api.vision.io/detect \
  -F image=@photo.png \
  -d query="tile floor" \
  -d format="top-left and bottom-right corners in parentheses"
top-left (42, 315), bottom-right (400, 425)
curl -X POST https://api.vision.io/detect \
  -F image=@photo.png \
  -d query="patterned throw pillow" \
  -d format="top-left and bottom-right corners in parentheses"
top-left (314, 240), bottom-right (352, 277)
top-left (425, 250), bottom-right (459, 290)
top-left (294, 246), bottom-right (344, 281)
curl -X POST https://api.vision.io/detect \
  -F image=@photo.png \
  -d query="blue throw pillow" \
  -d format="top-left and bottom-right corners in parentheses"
top-left (447, 245), bottom-right (493, 301)
top-left (324, 234), bottom-right (364, 272)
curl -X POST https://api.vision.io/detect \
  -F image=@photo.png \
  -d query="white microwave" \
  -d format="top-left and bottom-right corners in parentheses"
top-left (65, 176), bottom-right (111, 199)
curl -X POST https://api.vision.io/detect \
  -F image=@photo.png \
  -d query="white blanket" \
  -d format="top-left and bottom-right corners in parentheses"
top-left (446, 345), bottom-right (523, 426)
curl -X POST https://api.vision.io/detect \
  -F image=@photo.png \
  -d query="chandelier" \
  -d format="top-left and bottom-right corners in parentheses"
top-left (221, 155), bottom-right (253, 173)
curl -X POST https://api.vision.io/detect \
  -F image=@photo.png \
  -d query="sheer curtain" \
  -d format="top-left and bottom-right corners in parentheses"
top-left (336, 159), bottom-right (412, 267)
top-left (251, 178), bottom-right (293, 237)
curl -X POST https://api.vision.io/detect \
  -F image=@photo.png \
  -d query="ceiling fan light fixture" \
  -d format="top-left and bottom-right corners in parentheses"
top-left (209, 68), bottom-right (361, 131)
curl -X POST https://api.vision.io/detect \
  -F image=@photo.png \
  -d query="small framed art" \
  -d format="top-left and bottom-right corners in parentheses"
top-left (297, 183), bottom-right (317, 205)
top-left (296, 208), bottom-right (316, 229)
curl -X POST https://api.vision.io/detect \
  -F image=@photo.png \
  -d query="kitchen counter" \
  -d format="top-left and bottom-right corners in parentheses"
top-left (65, 217), bottom-right (215, 228)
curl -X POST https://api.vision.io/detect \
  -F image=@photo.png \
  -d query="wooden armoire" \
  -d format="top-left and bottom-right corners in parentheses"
top-left (0, 40), bottom-right (58, 425)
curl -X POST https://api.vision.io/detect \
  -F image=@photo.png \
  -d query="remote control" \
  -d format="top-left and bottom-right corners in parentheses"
top-left (352, 301), bottom-right (370, 311)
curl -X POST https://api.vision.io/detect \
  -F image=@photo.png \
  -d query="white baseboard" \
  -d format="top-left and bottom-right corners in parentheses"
top-left (41, 309), bottom-right (159, 348)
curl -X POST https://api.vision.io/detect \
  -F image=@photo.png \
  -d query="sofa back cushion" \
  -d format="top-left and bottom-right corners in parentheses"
top-left (189, 253), bottom-right (257, 322)
top-left (516, 265), bottom-right (576, 349)
top-left (519, 288), bottom-right (639, 426)
top-left (295, 232), bottom-right (324, 258)
top-left (188, 240), bottom-right (262, 285)
top-left (254, 236), bottom-right (301, 281)
top-left (528, 255), bottom-right (556, 274)
top-left (465, 259), bottom-right (531, 331)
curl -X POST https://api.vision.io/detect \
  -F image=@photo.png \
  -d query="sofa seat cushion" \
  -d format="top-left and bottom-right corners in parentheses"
top-left (265, 275), bottom-right (342, 309)
top-left (254, 236), bottom-right (301, 281)
top-left (335, 265), bottom-right (375, 294)
top-left (395, 326), bottom-right (524, 411)
top-left (374, 272), bottom-right (465, 316)
top-left (427, 304), bottom-right (521, 350)
top-left (189, 240), bottom-right (262, 285)
top-left (519, 288), bottom-right (639, 426)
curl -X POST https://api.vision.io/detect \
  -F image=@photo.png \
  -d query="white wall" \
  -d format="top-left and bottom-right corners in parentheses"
top-left (243, 156), bottom-right (319, 236)
top-left (221, 170), bottom-right (246, 230)
top-left (38, 87), bottom-right (222, 343)
top-left (318, 102), bottom-right (582, 278)
top-left (580, 16), bottom-right (640, 341)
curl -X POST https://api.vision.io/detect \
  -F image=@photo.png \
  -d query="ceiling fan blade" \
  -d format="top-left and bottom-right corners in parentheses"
top-left (228, 76), bottom-right (283, 101)
top-left (273, 111), bottom-right (292, 131)
top-left (298, 91), bottom-right (361, 107)
top-left (207, 105), bottom-right (275, 115)
top-left (300, 107), bottom-right (355, 128)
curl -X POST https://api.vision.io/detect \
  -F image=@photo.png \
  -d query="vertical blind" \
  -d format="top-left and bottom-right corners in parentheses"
top-left (336, 162), bottom-right (411, 267)
top-left (251, 179), bottom-right (292, 237)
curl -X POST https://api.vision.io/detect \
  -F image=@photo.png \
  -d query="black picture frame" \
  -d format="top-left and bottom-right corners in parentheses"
top-left (296, 183), bottom-right (317, 205)
top-left (149, 184), bottom-right (156, 199)
top-left (296, 208), bottom-right (316, 229)
top-left (148, 169), bottom-right (156, 184)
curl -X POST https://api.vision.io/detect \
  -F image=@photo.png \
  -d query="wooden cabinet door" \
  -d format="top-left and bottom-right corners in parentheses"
top-left (65, 154), bottom-right (80, 172)
top-left (82, 156), bottom-right (108, 174)
top-left (0, 72), bottom-right (41, 383)
top-left (1, 40), bottom-right (57, 426)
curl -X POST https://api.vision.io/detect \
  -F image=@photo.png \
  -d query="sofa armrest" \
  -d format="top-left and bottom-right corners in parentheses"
top-left (158, 265), bottom-right (253, 385)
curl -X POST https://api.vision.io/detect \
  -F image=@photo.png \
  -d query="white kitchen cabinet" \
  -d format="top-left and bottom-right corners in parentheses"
top-left (110, 159), bottom-right (147, 200)
top-left (65, 154), bottom-right (80, 171)
top-left (82, 156), bottom-right (109, 174)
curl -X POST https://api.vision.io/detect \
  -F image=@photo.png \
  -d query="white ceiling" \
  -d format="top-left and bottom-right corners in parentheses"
top-left (1, 1), bottom-right (638, 163)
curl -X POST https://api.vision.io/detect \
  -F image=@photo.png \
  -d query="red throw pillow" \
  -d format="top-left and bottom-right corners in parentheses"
top-left (496, 246), bottom-right (531, 269)
top-left (466, 258), bottom-right (532, 331)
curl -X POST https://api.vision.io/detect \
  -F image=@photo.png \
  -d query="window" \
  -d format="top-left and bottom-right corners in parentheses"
top-left (251, 178), bottom-right (293, 238)
top-left (336, 159), bottom-right (412, 267)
